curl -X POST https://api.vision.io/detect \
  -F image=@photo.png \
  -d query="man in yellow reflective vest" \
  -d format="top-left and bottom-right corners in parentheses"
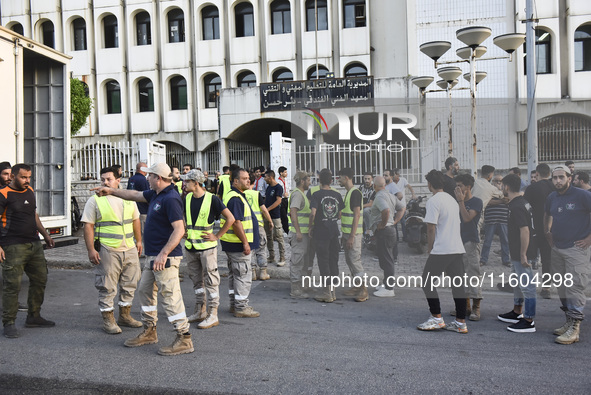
top-left (337, 168), bottom-right (368, 302)
top-left (82, 166), bottom-right (143, 334)
top-left (246, 173), bottom-right (273, 281)
top-left (216, 165), bottom-right (232, 200)
top-left (288, 172), bottom-right (312, 298)
top-left (221, 168), bottom-right (260, 318)
top-left (182, 169), bottom-right (235, 330)
top-left (172, 166), bottom-right (183, 195)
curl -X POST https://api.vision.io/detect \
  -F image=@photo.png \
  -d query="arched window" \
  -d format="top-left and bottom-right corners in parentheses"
top-left (235, 2), bottom-right (254, 37)
top-left (103, 15), bottom-right (118, 48)
top-left (575, 25), bottom-right (591, 72)
top-left (204, 74), bottom-right (221, 108)
top-left (42, 20), bottom-right (55, 48)
top-left (343, 0), bottom-right (365, 28)
top-left (10, 23), bottom-right (24, 35)
top-left (202, 6), bottom-right (220, 40)
top-left (307, 65), bottom-right (329, 79)
top-left (168, 9), bottom-right (185, 43)
top-left (306, 0), bottom-right (328, 31)
top-left (170, 76), bottom-right (188, 110)
top-left (73, 18), bottom-right (87, 51)
top-left (106, 80), bottom-right (121, 114)
top-left (136, 12), bottom-right (151, 46)
top-left (273, 68), bottom-right (293, 82)
top-left (344, 63), bottom-right (367, 77)
top-left (138, 78), bottom-right (154, 112)
top-left (271, 0), bottom-right (291, 35)
top-left (237, 71), bottom-right (256, 87)
top-left (524, 28), bottom-right (551, 74)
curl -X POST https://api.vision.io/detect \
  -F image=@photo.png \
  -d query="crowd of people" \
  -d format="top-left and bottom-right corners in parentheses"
top-left (1, 157), bottom-right (590, 355)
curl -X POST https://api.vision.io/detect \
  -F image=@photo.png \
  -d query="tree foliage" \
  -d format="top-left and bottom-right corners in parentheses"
top-left (70, 78), bottom-right (93, 136)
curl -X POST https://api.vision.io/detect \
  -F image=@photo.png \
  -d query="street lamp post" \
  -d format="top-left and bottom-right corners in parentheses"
top-left (417, 28), bottom-right (525, 176)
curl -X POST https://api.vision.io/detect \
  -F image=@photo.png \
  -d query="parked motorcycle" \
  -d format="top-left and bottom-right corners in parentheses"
top-left (404, 196), bottom-right (427, 253)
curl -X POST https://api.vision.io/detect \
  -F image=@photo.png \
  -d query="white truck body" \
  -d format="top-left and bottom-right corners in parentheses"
top-left (0, 26), bottom-right (71, 238)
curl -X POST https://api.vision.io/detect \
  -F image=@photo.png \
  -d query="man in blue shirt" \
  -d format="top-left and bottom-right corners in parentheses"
top-left (94, 162), bottom-right (193, 356)
top-left (127, 162), bottom-right (150, 256)
top-left (544, 165), bottom-right (591, 345)
top-left (454, 174), bottom-right (483, 321)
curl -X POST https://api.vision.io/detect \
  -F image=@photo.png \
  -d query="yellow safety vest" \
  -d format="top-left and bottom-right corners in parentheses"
top-left (175, 181), bottom-right (183, 194)
top-left (244, 189), bottom-right (263, 228)
top-left (185, 192), bottom-right (218, 251)
top-left (219, 174), bottom-right (231, 200)
top-left (220, 190), bottom-right (254, 243)
top-left (342, 188), bottom-right (363, 234)
top-left (288, 189), bottom-right (311, 234)
top-left (94, 196), bottom-right (135, 249)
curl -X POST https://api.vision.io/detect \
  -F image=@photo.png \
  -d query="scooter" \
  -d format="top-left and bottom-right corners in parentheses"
top-left (404, 196), bottom-right (427, 253)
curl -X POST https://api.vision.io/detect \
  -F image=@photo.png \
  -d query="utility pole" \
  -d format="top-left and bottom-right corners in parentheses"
top-left (526, 0), bottom-right (538, 180)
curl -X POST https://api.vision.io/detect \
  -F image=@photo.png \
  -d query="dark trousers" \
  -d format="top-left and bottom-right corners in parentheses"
top-left (2, 241), bottom-right (48, 325)
top-left (534, 232), bottom-right (552, 275)
top-left (314, 236), bottom-right (340, 278)
top-left (421, 253), bottom-right (467, 320)
top-left (376, 226), bottom-right (397, 290)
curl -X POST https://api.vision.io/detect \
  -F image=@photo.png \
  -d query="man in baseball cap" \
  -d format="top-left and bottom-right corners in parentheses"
top-left (140, 163), bottom-right (173, 180)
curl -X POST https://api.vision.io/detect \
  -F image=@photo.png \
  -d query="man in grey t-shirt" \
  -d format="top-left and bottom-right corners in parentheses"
top-left (369, 176), bottom-right (405, 297)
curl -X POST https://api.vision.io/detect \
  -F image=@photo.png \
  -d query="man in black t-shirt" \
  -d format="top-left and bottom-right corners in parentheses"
top-left (310, 169), bottom-right (344, 303)
top-left (264, 170), bottom-right (285, 266)
top-left (0, 164), bottom-right (55, 338)
top-left (523, 163), bottom-right (555, 298)
top-left (443, 157), bottom-right (459, 199)
top-left (497, 174), bottom-right (537, 333)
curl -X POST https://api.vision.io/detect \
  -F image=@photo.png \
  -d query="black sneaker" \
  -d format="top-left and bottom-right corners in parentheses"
top-left (497, 310), bottom-right (524, 324)
top-left (25, 314), bottom-right (55, 328)
top-left (3, 323), bottom-right (19, 338)
top-left (507, 318), bottom-right (536, 333)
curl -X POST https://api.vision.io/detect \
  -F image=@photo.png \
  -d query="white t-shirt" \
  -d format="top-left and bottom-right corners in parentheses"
top-left (424, 192), bottom-right (465, 255)
top-left (394, 177), bottom-right (409, 199)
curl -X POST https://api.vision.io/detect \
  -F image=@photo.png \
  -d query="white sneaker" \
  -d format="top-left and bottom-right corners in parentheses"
top-left (276, 261), bottom-right (285, 267)
top-left (373, 287), bottom-right (395, 297)
top-left (417, 316), bottom-right (446, 331)
top-left (374, 284), bottom-right (385, 291)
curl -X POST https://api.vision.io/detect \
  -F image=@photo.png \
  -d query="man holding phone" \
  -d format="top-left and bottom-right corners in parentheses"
top-left (93, 163), bottom-right (193, 356)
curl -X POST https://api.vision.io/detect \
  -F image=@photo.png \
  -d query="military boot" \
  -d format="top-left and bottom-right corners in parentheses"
top-left (158, 333), bottom-right (194, 356)
top-left (197, 307), bottom-right (219, 329)
top-left (554, 313), bottom-right (573, 336)
top-left (187, 302), bottom-right (207, 323)
top-left (234, 306), bottom-right (260, 318)
top-left (101, 311), bottom-right (122, 334)
top-left (118, 305), bottom-right (142, 328)
top-left (252, 266), bottom-right (258, 281)
top-left (343, 286), bottom-right (360, 296)
top-left (314, 287), bottom-right (334, 303)
top-left (355, 286), bottom-right (369, 302)
top-left (555, 320), bottom-right (581, 345)
top-left (258, 268), bottom-right (270, 281)
top-left (469, 299), bottom-right (481, 321)
top-left (124, 324), bottom-right (158, 347)
top-left (290, 282), bottom-right (309, 299)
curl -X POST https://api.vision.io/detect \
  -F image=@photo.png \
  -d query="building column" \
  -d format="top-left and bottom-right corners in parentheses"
top-left (218, 138), bottom-right (230, 170)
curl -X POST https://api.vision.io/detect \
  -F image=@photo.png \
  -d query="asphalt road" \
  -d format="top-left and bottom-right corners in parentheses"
top-left (1, 269), bottom-right (590, 394)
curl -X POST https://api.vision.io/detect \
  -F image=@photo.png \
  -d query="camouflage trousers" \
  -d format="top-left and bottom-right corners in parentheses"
top-left (1, 241), bottom-right (48, 325)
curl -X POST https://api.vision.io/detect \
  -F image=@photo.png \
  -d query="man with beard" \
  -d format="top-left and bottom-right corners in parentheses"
top-left (172, 166), bottom-right (183, 195)
top-left (544, 165), bottom-right (591, 344)
top-left (1, 164), bottom-right (56, 338)
top-left (309, 169), bottom-right (344, 303)
top-left (0, 162), bottom-right (12, 187)
top-left (443, 157), bottom-right (459, 199)
top-left (573, 171), bottom-right (591, 192)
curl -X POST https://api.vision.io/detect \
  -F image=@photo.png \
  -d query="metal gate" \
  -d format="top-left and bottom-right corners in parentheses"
top-left (228, 141), bottom-right (269, 170)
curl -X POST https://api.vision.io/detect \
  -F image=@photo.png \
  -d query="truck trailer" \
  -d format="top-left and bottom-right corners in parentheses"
top-left (0, 25), bottom-right (72, 241)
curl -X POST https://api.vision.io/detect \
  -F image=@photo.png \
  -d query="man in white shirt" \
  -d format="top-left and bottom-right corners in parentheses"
top-left (392, 168), bottom-right (416, 201)
top-left (417, 170), bottom-right (468, 334)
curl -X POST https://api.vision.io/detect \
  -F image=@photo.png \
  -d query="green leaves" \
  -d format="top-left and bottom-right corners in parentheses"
top-left (70, 78), bottom-right (93, 136)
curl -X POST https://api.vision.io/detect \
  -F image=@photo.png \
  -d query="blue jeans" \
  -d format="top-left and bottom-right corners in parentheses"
top-left (480, 223), bottom-right (510, 264)
top-left (512, 260), bottom-right (536, 319)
